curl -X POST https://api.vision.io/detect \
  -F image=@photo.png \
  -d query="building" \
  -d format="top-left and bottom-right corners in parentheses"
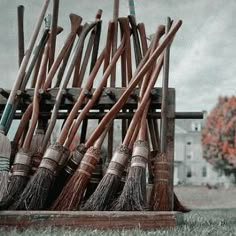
top-left (174, 119), bottom-right (232, 187)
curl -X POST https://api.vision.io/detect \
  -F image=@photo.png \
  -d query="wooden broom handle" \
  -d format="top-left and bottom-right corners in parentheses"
top-left (85, 19), bottom-right (182, 148)
top-left (43, 14), bottom-right (82, 90)
top-left (0, 0), bottom-right (50, 132)
top-left (160, 17), bottom-right (172, 153)
top-left (41, 22), bottom-right (98, 153)
top-left (63, 18), bottom-right (129, 148)
top-left (17, 5), bottom-right (25, 67)
top-left (23, 45), bottom-right (49, 150)
top-left (128, 25), bottom-right (165, 145)
top-left (57, 48), bottom-right (106, 144)
top-left (48, 0), bottom-right (60, 69)
top-left (59, 19), bottom-right (113, 146)
top-left (123, 54), bottom-right (164, 146)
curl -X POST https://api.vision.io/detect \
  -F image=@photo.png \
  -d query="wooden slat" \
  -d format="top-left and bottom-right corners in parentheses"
top-left (0, 87), bottom-right (167, 110)
top-left (0, 211), bottom-right (183, 230)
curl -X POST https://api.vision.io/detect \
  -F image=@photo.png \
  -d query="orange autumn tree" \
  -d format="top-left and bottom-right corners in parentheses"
top-left (202, 96), bottom-right (236, 179)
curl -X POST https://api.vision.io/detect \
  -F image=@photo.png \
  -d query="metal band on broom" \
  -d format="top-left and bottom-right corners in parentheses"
top-left (12, 22), bottom-right (98, 210)
top-left (0, 0), bottom-right (50, 200)
top-left (82, 20), bottom-right (182, 211)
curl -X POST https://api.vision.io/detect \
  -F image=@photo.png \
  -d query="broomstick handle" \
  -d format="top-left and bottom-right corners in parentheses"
top-left (43, 14), bottom-right (82, 90)
top-left (41, 22), bottom-right (97, 152)
top-left (103, 21), bottom-right (114, 75)
top-left (23, 45), bottom-right (49, 150)
top-left (138, 22), bottom-right (161, 151)
top-left (138, 23), bottom-right (148, 56)
top-left (138, 100), bottom-right (151, 140)
top-left (0, 0), bottom-right (50, 132)
top-left (53, 39), bottom-right (74, 88)
top-left (63, 22), bottom-right (127, 148)
top-left (85, 19), bottom-right (182, 148)
top-left (20, 27), bottom-right (50, 91)
top-left (90, 11), bottom-right (102, 73)
top-left (57, 48), bottom-right (106, 145)
top-left (128, 0), bottom-right (136, 17)
top-left (123, 24), bottom-right (165, 145)
top-left (123, 54), bottom-right (164, 146)
top-left (79, 10), bottom-right (103, 143)
top-left (75, 30), bottom-right (96, 87)
top-left (17, 5), bottom-right (25, 67)
top-left (111, 0), bottom-right (119, 86)
top-left (160, 17), bottom-right (171, 153)
top-left (4, 29), bottom-right (50, 135)
top-left (128, 15), bottom-right (142, 67)
top-left (48, 0), bottom-right (60, 69)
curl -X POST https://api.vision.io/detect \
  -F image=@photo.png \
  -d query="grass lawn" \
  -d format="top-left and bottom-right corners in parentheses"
top-left (1, 209), bottom-right (236, 236)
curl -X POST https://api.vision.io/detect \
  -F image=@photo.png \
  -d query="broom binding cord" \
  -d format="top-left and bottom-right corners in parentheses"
top-left (106, 145), bottom-right (131, 177)
top-left (39, 143), bottom-right (65, 172)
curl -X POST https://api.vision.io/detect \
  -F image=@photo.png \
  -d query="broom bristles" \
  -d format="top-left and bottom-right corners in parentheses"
top-left (82, 173), bottom-right (121, 210)
top-left (51, 171), bottom-right (89, 210)
top-left (0, 172), bottom-right (9, 201)
top-left (150, 152), bottom-right (172, 211)
top-left (12, 167), bottom-right (54, 210)
top-left (151, 180), bottom-right (170, 211)
top-left (82, 145), bottom-right (131, 211)
top-left (0, 133), bottom-right (11, 199)
top-left (51, 146), bottom-right (100, 210)
top-left (112, 140), bottom-right (149, 211)
top-left (0, 175), bottom-right (28, 210)
top-left (112, 166), bottom-right (146, 211)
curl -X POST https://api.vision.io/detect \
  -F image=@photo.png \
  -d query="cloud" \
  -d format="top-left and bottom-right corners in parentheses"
top-left (0, 0), bottom-right (235, 113)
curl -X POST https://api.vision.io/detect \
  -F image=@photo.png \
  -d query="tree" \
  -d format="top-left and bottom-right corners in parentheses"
top-left (202, 96), bottom-right (236, 181)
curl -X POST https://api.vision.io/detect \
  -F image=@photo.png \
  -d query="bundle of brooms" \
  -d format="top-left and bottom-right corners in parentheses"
top-left (0, 0), bottom-right (188, 213)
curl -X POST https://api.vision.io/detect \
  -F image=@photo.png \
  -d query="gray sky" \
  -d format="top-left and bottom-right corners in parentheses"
top-left (0, 0), bottom-right (236, 112)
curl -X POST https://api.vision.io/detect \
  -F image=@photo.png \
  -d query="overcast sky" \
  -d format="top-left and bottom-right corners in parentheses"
top-left (0, 0), bottom-right (236, 113)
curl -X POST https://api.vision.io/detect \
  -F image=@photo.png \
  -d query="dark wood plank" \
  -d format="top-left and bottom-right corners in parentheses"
top-left (0, 211), bottom-right (183, 230)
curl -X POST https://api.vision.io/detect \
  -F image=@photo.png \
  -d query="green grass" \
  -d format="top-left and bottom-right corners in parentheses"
top-left (1, 209), bottom-right (236, 236)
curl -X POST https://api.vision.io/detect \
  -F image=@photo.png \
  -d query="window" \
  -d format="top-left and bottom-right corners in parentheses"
top-left (186, 166), bottom-right (192, 178)
top-left (192, 122), bottom-right (201, 132)
top-left (202, 167), bottom-right (207, 177)
top-left (187, 153), bottom-right (193, 159)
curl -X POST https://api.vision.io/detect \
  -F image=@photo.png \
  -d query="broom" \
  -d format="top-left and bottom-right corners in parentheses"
top-left (48, 22), bottom-right (115, 201)
top-left (52, 123), bottom-right (111, 210)
top-left (29, 25), bottom-right (64, 157)
top-left (44, 32), bottom-right (110, 208)
top-left (10, 14), bottom-right (81, 171)
top-left (0, 0), bottom-right (50, 200)
top-left (0, 44), bottom-right (49, 210)
top-left (49, 18), bottom-right (129, 210)
top-left (75, 9), bottom-right (103, 144)
top-left (150, 17), bottom-right (190, 212)
top-left (111, 27), bottom-right (166, 211)
top-left (9, 21), bottom-right (52, 162)
top-left (12, 22), bottom-right (98, 210)
top-left (82, 20), bottom-right (182, 211)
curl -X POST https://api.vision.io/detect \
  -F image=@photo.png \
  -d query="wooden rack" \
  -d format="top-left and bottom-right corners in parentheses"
top-left (0, 87), bottom-right (202, 229)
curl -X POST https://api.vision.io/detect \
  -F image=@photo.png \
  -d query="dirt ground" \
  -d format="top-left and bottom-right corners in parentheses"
top-left (174, 186), bottom-right (236, 209)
